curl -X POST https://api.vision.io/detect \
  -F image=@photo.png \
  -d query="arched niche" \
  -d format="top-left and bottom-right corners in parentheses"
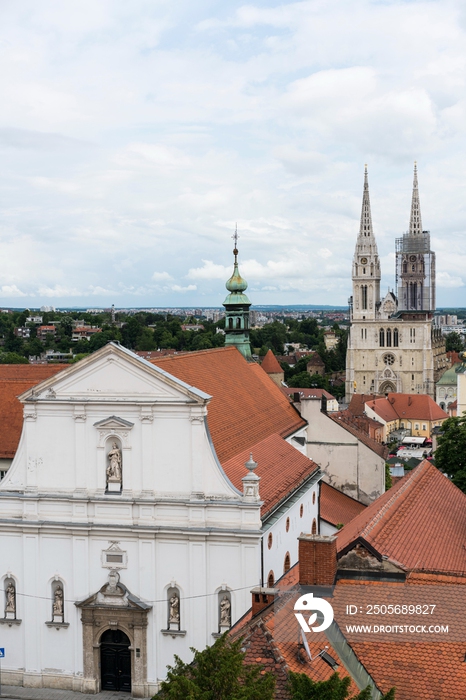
top-left (218, 590), bottom-right (232, 632)
top-left (106, 437), bottom-right (123, 493)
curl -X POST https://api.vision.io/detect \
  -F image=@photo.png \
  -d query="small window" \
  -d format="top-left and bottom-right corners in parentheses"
top-left (228, 318), bottom-right (233, 329)
top-left (300, 504), bottom-right (304, 518)
top-left (393, 328), bottom-right (399, 347)
top-left (267, 571), bottom-right (275, 588)
top-left (312, 491), bottom-right (316, 505)
top-left (311, 518), bottom-right (317, 535)
top-left (286, 517), bottom-right (290, 533)
top-left (379, 328), bottom-right (385, 347)
top-left (236, 318), bottom-right (241, 329)
top-left (267, 532), bottom-right (273, 549)
top-left (284, 553), bottom-right (291, 573)
top-left (422, 424), bottom-right (427, 431)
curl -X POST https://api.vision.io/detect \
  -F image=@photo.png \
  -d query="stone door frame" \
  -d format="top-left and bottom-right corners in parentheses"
top-left (77, 592), bottom-right (151, 697)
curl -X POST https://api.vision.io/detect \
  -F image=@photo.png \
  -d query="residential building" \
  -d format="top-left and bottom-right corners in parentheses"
top-left (37, 325), bottom-right (56, 341)
top-left (71, 326), bottom-right (102, 342)
top-left (364, 392), bottom-right (448, 440)
top-left (323, 330), bottom-right (338, 350)
top-left (14, 327), bottom-right (30, 339)
top-left (306, 352), bottom-right (326, 377)
top-left (436, 364), bottom-right (460, 411)
top-left (346, 164), bottom-right (447, 401)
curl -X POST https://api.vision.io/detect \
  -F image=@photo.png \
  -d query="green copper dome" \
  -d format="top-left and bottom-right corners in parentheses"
top-left (223, 247), bottom-right (250, 304)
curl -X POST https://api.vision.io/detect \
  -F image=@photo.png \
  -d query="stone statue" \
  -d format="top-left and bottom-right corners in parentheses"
top-left (169, 593), bottom-right (180, 625)
top-left (106, 570), bottom-right (120, 594)
top-left (107, 443), bottom-right (122, 482)
top-left (5, 582), bottom-right (15, 615)
top-left (220, 596), bottom-right (231, 627)
top-left (53, 585), bottom-right (64, 617)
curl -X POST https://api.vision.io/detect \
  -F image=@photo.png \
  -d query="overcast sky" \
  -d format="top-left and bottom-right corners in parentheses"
top-left (0, 0), bottom-right (465, 309)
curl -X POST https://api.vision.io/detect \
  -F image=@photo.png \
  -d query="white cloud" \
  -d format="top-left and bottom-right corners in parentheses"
top-left (437, 272), bottom-right (465, 288)
top-left (152, 271), bottom-right (174, 282)
top-left (171, 284), bottom-right (197, 292)
top-left (0, 285), bottom-right (27, 297)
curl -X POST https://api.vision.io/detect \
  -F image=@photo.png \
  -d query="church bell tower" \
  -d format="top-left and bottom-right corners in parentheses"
top-left (222, 230), bottom-right (253, 361)
top-left (350, 165), bottom-right (381, 321)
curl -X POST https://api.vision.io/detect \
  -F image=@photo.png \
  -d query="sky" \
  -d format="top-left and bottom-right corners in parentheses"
top-left (1, 0), bottom-right (466, 309)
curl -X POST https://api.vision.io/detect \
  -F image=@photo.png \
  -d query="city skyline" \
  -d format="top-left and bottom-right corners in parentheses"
top-left (1, 1), bottom-right (466, 308)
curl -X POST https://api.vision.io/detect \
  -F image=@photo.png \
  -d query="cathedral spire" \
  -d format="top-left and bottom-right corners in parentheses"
top-left (223, 230), bottom-right (252, 361)
top-left (409, 161), bottom-right (423, 236)
top-left (359, 164), bottom-right (373, 238)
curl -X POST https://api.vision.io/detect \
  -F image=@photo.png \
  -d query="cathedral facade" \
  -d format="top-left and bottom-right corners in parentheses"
top-left (345, 165), bottom-right (447, 402)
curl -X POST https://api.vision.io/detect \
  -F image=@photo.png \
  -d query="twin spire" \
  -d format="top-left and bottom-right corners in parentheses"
top-left (360, 162), bottom-right (423, 236)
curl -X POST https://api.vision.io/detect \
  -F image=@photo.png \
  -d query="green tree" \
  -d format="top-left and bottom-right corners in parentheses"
top-left (289, 671), bottom-right (395, 700)
top-left (385, 463), bottom-right (393, 490)
top-left (445, 332), bottom-right (464, 353)
top-left (155, 634), bottom-right (275, 700)
top-left (0, 352), bottom-right (29, 364)
top-left (435, 415), bottom-right (466, 491)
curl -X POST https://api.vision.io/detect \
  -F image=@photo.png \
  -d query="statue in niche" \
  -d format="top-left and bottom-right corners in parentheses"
top-left (53, 585), bottom-right (64, 617)
top-left (107, 442), bottom-right (122, 483)
top-left (5, 581), bottom-right (15, 616)
top-left (220, 596), bottom-right (231, 627)
top-left (169, 593), bottom-right (180, 625)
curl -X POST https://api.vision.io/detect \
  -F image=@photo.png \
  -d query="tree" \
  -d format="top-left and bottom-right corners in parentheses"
top-left (445, 332), bottom-right (464, 353)
top-left (289, 671), bottom-right (395, 700)
top-left (155, 634), bottom-right (275, 700)
top-left (435, 415), bottom-right (466, 491)
top-left (0, 352), bottom-right (29, 364)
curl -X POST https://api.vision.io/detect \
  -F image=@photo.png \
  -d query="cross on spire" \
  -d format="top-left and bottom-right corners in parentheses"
top-left (232, 224), bottom-right (239, 250)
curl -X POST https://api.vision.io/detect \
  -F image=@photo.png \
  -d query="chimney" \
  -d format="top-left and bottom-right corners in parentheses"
top-left (298, 534), bottom-right (337, 587)
top-left (251, 587), bottom-right (278, 616)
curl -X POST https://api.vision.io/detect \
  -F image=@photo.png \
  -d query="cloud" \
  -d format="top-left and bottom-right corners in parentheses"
top-left (437, 272), bottom-right (465, 288)
top-left (170, 284), bottom-right (197, 292)
top-left (0, 285), bottom-right (27, 297)
top-left (152, 271), bottom-right (174, 281)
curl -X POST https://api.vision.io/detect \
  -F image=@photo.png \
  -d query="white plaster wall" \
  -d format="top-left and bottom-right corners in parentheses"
top-left (262, 481), bottom-right (319, 585)
top-left (301, 398), bottom-right (384, 504)
top-left (0, 525), bottom-right (261, 688)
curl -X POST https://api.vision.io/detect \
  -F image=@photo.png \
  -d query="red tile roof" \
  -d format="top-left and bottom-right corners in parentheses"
top-left (152, 347), bottom-right (306, 464)
top-left (337, 460), bottom-right (466, 574)
top-left (319, 481), bottom-right (366, 527)
top-left (0, 365), bottom-right (67, 458)
top-left (348, 393), bottom-right (378, 417)
top-left (260, 349), bottom-right (283, 374)
top-left (329, 412), bottom-right (388, 459)
top-left (222, 433), bottom-right (319, 517)
top-left (367, 393), bottom-right (448, 423)
top-left (230, 565), bottom-right (360, 699)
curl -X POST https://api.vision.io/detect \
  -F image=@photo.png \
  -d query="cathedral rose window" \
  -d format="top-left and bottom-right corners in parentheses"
top-left (383, 354), bottom-right (395, 366)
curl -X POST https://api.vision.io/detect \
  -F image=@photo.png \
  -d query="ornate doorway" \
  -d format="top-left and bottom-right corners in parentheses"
top-left (100, 629), bottom-right (131, 692)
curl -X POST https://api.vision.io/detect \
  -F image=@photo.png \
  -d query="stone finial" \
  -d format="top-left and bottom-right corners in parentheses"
top-left (242, 453), bottom-right (260, 502)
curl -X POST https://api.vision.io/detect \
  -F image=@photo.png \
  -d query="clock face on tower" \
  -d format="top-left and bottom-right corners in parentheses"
top-left (360, 257), bottom-right (368, 264)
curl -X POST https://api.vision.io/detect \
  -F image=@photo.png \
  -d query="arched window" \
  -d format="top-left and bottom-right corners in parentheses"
top-left (386, 328), bottom-right (392, 347)
top-left (361, 285), bottom-right (367, 310)
top-left (311, 518), bottom-right (317, 535)
top-left (51, 580), bottom-right (65, 623)
top-left (379, 328), bottom-right (385, 347)
top-left (284, 553), bottom-right (291, 574)
top-left (286, 517), bottom-right (290, 532)
top-left (403, 260), bottom-right (408, 273)
top-left (300, 504), bottom-right (304, 518)
top-left (393, 328), bottom-right (399, 347)
top-left (267, 532), bottom-right (273, 549)
top-left (167, 586), bottom-right (181, 630)
top-left (312, 491), bottom-right (316, 505)
top-left (228, 317), bottom-right (233, 329)
top-left (244, 317), bottom-right (248, 329)
top-left (267, 571), bottom-right (275, 588)
top-left (236, 318), bottom-right (241, 329)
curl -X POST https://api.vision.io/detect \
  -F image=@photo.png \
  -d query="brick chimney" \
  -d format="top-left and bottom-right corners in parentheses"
top-left (298, 534), bottom-right (337, 586)
top-left (251, 587), bottom-right (278, 616)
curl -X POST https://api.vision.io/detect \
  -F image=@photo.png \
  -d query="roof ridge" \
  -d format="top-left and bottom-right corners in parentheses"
top-left (153, 346), bottom-right (237, 361)
top-left (357, 461), bottom-right (430, 541)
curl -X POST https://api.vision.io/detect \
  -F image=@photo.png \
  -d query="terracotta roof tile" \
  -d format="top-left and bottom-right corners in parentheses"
top-left (348, 393), bottom-right (378, 417)
top-left (260, 350), bottom-right (283, 374)
top-left (337, 460), bottom-right (466, 574)
top-left (0, 365), bottom-right (67, 458)
top-left (151, 347), bottom-right (305, 464)
top-left (320, 482), bottom-right (366, 527)
top-left (329, 412), bottom-right (388, 459)
top-left (368, 393), bottom-right (448, 422)
top-left (222, 433), bottom-right (319, 517)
